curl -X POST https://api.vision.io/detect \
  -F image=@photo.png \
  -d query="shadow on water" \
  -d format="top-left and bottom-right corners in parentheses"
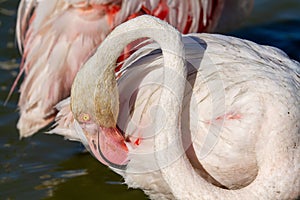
top-left (0, 0), bottom-right (299, 199)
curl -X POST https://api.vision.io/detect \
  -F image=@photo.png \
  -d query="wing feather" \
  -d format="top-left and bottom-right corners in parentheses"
top-left (17, 1), bottom-right (112, 137)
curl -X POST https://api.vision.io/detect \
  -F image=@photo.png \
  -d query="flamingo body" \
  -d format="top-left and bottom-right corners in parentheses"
top-left (69, 16), bottom-right (299, 199)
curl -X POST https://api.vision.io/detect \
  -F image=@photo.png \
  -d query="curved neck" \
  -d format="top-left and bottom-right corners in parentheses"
top-left (70, 15), bottom-right (295, 199)
top-left (71, 15), bottom-right (186, 127)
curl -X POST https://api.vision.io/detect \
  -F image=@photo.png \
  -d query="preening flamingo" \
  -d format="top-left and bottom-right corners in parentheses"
top-left (14, 0), bottom-right (253, 137)
top-left (70, 16), bottom-right (300, 199)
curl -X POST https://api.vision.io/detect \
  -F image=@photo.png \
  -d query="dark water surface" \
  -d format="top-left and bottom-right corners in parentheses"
top-left (0, 0), bottom-right (299, 199)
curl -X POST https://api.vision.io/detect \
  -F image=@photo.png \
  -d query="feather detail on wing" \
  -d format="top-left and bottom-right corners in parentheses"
top-left (16, 0), bottom-right (37, 54)
top-left (16, 0), bottom-right (113, 137)
top-left (114, 0), bottom-right (223, 34)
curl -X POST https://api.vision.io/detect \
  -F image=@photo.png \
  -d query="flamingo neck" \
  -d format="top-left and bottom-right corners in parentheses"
top-left (71, 15), bottom-right (186, 127)
top-left (71, 16), bottom-right (299, 199)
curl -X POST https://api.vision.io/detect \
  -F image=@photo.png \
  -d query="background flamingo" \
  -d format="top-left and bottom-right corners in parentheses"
top-left (13, 0), bottom-right (253, 137)
top-left (70, 16), bottom-right (300, 199)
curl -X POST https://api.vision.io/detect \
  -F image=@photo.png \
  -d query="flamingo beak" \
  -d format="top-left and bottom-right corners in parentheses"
top-left (74, 121), bottom-right (128, 169)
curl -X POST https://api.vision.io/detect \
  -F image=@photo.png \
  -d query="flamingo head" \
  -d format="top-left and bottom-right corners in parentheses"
top-left (70, 61), bottom-right (128, 169)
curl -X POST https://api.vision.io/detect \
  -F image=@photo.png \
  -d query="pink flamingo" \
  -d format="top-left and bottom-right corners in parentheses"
top-left (70, 16), bottom-right (299, 199)
top-left (13, 0), bottom-right (253, 137)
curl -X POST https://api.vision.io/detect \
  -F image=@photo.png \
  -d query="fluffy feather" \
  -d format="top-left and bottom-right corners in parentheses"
top-left (55, 31), bottom-right (300, 197)
top-left (51, 16), bottom-right (299, 199)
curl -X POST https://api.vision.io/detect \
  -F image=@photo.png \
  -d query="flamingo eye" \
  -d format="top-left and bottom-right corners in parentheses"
top-left (79, 113), bottom-right (91, 123)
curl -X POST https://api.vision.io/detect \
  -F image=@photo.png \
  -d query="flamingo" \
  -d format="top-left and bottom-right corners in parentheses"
top-left (14, 0), bottom-right (253, 137)
top-left (69, 16), bottom-right (300, 199)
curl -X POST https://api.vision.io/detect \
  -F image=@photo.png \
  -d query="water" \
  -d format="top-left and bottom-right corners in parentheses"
top-left (0, 0), bottom-right (299, 199)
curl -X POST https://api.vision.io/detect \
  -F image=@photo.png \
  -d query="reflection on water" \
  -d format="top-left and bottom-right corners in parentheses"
top-left (0, 0), bottom-right (299, 199)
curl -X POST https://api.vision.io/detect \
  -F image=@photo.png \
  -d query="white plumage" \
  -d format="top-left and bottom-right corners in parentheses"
top-left (68, 16), bottom-right (299, 199)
